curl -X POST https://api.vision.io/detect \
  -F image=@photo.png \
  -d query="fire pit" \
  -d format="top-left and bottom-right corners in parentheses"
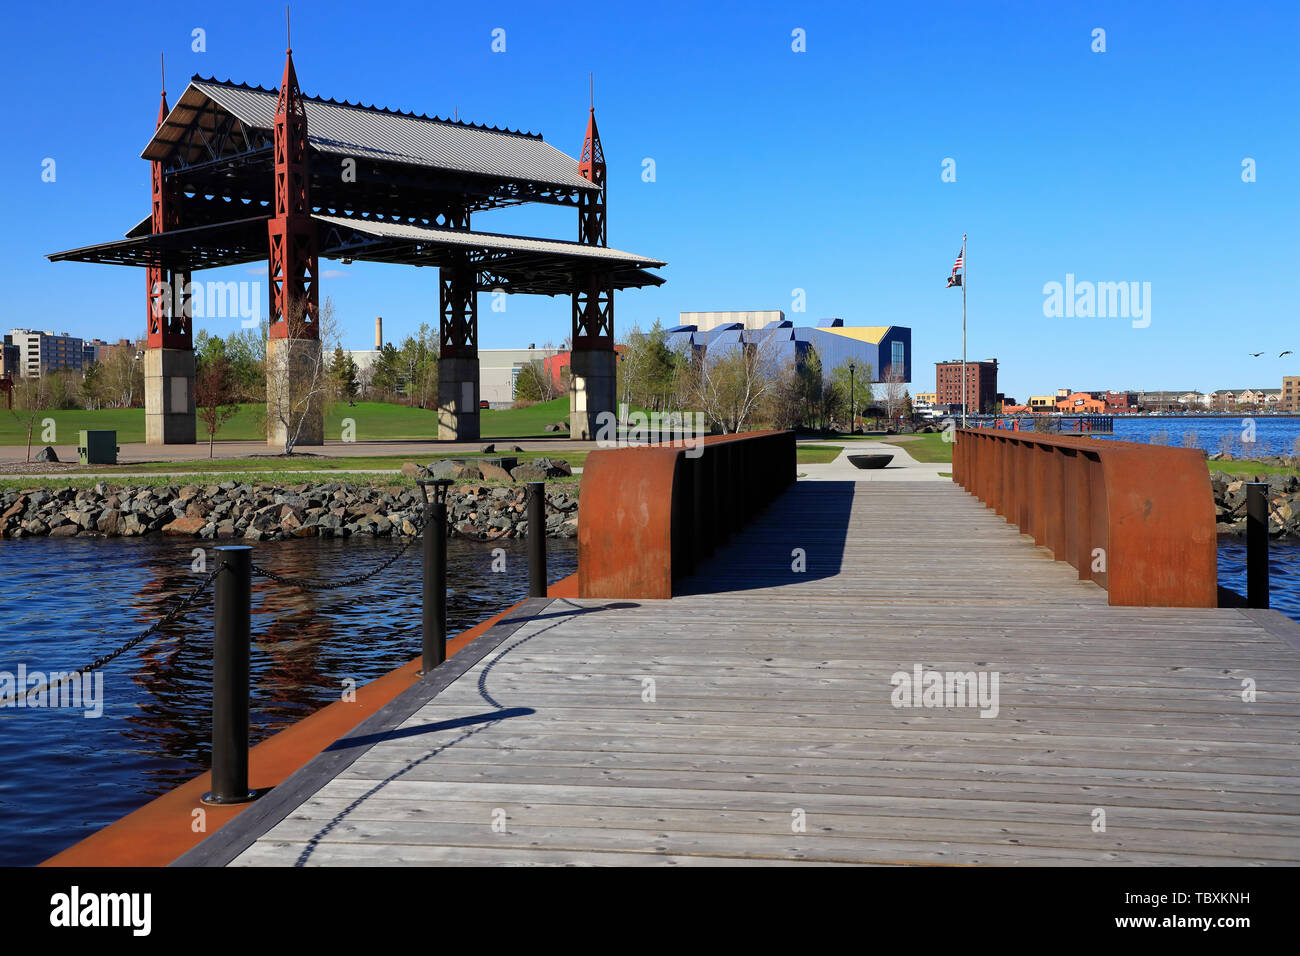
top-left (848, 453), bottom-right (893, 470)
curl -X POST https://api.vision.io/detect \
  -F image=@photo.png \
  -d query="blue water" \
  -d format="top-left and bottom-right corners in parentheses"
top-left (1099, 415), bottom-right (1300, 457)
top-left (0, 536), bottom-right (577, 867)
top-left (1215, 538), bottom-right (1300, 621)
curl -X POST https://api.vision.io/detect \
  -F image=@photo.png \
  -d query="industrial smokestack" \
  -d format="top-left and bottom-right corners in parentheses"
top-left (375, 316), bottom-right (382, 350)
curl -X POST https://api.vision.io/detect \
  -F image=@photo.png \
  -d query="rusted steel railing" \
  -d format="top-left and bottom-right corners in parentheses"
top-left (952, 428), bottom-right (1217, 607)
top-left (578, 431), bottom-right (797, 598)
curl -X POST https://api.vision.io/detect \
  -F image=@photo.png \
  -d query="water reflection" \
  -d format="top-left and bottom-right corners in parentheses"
top-left (0, 535), bottom-right (577, 866)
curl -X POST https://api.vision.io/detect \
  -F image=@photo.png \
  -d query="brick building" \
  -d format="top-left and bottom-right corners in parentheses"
top-left (935, 359), bottom-right (998, 414)
top-left (1282, 376), bottom-right (1299, 413)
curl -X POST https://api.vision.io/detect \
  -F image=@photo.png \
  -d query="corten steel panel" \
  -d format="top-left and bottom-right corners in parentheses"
top-left (1017, 439), bottom-right (1032, 531)
top-left (1046, 446), bottom-right (1066, 561)
top-left (1074, 452), bottom-right (1094, 582)
top-left (578, 431), bottom-right (795, 599)
top-left (1088, 454), bottom-right (1110, 591)
top-left (1060, 449), bottom-right (1079, 572)
top-left (956, 429), bottom-right (1214, 607)
top-left (1001, 436), bottom-right (1014, 521)
top-left (578, 447), bottom-right (681, 599)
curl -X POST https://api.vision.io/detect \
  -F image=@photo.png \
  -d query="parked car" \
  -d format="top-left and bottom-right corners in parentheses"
top-left (479, 399), bottom-right (490, 409)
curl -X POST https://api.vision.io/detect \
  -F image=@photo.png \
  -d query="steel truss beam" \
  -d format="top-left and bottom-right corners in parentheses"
top-left (440, 256), bottom-right (478, 358)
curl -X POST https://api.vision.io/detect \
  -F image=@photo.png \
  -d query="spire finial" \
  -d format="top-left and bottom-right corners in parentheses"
top-left (589, 72), bottom-right (594, 112)
top-left (160, 52), bottom-right (165, 95)
top-left (286, 4), bottom-right (292, 54)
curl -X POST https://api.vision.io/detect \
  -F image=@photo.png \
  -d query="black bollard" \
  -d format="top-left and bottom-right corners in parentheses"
top-left (417, 478), bottom-right (453, 674)
top-left (203, 545), bottom-right (256, 805)
top-left (527, 481), bottom-right (547, 598)
top-left (1246, 482), bottom-right (1269, 609)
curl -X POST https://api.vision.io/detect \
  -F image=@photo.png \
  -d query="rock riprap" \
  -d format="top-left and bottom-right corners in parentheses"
top-left (1, 480), bottom-right (579, 542)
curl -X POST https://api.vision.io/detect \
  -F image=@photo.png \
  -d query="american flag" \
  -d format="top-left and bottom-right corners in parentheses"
top-left (946, 246), bottom-right (964, 287)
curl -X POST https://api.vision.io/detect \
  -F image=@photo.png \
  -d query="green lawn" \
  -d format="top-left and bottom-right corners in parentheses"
top-left (796, 444), bottom-right (844, 464)
top-left (1209, 460), bottom-right (1300, 478)
top-left (876, 433), bottom-right (955, 463)
top-left (480, 397), bottom-right (570, 438)
top-left (0, 472), bottom-right (583, 493)
top-left (2, 399), bottom-right (576, 445)
top-left (2, 449), bottom-right (590, 477)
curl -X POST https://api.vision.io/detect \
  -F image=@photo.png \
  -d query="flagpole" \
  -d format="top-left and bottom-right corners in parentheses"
top-left (961, 233), bottom-right (967, 428)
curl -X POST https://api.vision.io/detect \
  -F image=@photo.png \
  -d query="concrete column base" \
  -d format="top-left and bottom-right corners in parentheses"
top-left (266, 337), bottom-right (325, 449)
top-left (144, 348), bottom-right (196, 445)
top-left (569, 348), bottom-right (617, 441)
top-left (438, 356), bottom-right (480, 441)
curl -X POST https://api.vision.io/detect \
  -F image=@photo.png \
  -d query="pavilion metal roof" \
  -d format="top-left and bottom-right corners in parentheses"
top-left (47, 215), bottom-right (666, 295)
top-left (141, 77), bottom-right (600, 193)
top-left (316, 215), bottom-right (665, 268)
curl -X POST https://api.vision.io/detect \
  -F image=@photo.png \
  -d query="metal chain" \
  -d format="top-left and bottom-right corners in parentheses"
top-left (0, 565), bottom-right (221, 707)
top-left (250, 507), bottom-right (435, 592)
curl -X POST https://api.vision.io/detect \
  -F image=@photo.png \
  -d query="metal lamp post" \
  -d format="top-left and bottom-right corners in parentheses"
top-left (848, 361), bottom-right (856, 435)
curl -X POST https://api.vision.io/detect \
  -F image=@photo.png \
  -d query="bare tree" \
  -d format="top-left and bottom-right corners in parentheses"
top-left (515, 342), bottom-right (562, 404)
top-left (103, 340), bottom-right (145, 408)
top-left (11, 370), bottom-right (53, 462)
top-left (265, 296), bottom-right (340, 454)
top-left (195, 354), bottom-right (241, 459)
top-left (682, 331), bottom-right (780, 434)
top-left (881, 365), bottom-right (908, 421)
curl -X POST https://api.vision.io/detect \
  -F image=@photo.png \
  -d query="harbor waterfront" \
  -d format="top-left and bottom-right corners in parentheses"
top-left (0, 535), bottom-right (577, 867)
top-left (1100, 415), bottom-right (1300, 455)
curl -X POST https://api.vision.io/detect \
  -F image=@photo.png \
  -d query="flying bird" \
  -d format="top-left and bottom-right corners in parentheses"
top-left (1249, 352), bottom-right (1264, 357)
top-left (1281, 351), bottom-right (1294, 357)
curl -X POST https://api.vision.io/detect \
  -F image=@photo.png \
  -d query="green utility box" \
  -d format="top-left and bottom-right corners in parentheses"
top-left (78, 430), bottom-right (119, 465)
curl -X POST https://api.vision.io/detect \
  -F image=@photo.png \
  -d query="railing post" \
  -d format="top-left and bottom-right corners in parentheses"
top-left (204, 545), bottom-right (255, 806)
top-left (527, 480), bottom-right (547, 597)
top-left (417, 478), bottom-right (453, 674)
top-left (1246, 482), bottom-right (1270, 609)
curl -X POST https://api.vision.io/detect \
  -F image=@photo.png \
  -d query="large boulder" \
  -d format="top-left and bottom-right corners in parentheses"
top-left (163, 516), bottom-right (206, 536)
top-left (510, 462), bottom-right (549, 482)
top-left (478, 462), bottom-right (513, 482)
top-left (34, 446), bottom-right (59, 463)
top-left (426, 459), bottom-right (460, 480)
top-left (400, 462), bottom-right (424, 479)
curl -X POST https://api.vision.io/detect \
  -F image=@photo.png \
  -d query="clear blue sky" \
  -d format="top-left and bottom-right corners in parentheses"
top-left (1, 0), bottom-right (1296, 400)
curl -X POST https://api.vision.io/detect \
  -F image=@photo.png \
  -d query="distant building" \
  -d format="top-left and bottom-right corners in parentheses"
top-left (2, 335), bottom-right (20, 380)
top-left (8, 329), bottom-right (85, 378)
top-left (480, 346), bottom-right (567, 407)
top-left (1055, 391), bottom-right (1106, 413)
top-left (935, 359), bottom-right (998, 414)
top-left (678, 311), bottom-right (786, 333)
top-left (913, 391), bottom-right (937, 406)
top-left (82, 337), bottom-right (133, 366)
top-left (1027, 395), bottom-right (1054, 411)
top-left (666, 312), bottom-right (911, 385)
top-left (1282, 376), bottom-right (1300, 412)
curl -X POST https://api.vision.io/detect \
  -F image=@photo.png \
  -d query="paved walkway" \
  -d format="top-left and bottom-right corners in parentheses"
top-left (799, 438), bottom-right (951, 482)
top-left (183, 480), bottom-right (1300, 866)
top-left (0, 437), bottom-right (589, 468)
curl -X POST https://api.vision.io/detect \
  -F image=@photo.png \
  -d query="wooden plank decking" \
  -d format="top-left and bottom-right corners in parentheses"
top-left (196, 481), bottom-right (1300, 866)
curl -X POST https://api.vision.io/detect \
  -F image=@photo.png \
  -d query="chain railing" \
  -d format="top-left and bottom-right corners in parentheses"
top-left (0, 565), bottom-right (221, 708)
top-left (249, 505), bottom-right (432, 592)
top-left (3, 478), bottom-right (553, 807)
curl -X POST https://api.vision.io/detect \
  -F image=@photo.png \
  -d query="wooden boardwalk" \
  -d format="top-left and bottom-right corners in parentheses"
top-left (186, 481), bottom-right (1300, 866)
